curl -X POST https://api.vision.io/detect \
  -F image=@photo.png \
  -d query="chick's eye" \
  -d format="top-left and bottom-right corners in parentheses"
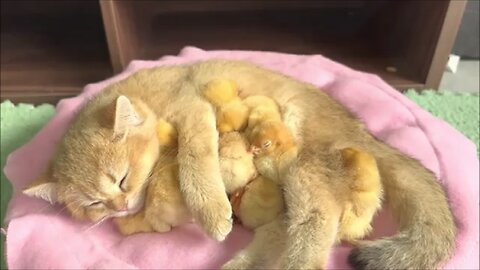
top-left (263, 140), bottom-right (272, 148)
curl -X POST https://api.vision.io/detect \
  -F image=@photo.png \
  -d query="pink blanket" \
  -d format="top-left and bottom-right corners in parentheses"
top-left (4, 47), bottom-right (479, 269)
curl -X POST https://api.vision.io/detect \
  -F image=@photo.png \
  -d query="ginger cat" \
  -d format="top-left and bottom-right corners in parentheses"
top-left (23, 60), bottom-right (455, 270)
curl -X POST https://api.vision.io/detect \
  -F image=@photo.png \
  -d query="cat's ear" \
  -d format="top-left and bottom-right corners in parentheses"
top-left (23, 168), bottom-right (58, 204)
top-left (113, 95), bottom-right (143, 139)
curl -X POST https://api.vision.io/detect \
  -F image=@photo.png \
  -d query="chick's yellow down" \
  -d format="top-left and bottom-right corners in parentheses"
top-left (232, 175), bottom-right (284, 230)
top-left (216, 99), bottom-right (250, 134)
top-left (219, 132), bottom-right (257, 194)
top-left (249, 120), bottom-right (296, 156)
top-left (337, 147), bottom-right (383, 243)
top-left (156, 118), bottom-right (178, 147)
top-left (242, 95), bottom-right (282, 133)
top-left (201, 79), bottom-right (250, 134)
top-left (202, 78), bottom-right (238, 106)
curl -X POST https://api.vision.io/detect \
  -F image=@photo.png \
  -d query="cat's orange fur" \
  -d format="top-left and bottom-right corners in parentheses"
top-left (23, 60), bottom-right (455, 269)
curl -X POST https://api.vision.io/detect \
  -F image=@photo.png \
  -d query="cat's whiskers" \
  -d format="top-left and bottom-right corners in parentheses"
top-left (81, 214), bottom-right (112, 233)
top-left (52, 205), bottom-right (68, 218)
top-left (33, 202), bottom-right (57, 214)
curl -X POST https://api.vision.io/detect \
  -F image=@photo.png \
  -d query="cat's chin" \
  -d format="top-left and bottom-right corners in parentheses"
top-left (113, 211), bottom-right (131, 218)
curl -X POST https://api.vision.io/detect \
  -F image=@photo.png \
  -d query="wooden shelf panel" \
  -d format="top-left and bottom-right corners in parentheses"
top-left (0, 0), bottom-right (113, 103)
top-left (0, 1), bottom-right (465, 103)
top-left (105, 3), bottom-right (424, 90)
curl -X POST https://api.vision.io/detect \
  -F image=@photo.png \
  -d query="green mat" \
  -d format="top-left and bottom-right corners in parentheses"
top-left (0, 91), bottom-right (479, 269)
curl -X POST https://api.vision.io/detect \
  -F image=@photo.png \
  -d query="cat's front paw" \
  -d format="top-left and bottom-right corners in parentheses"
top-left (197, 194), bottom-right (233, 241)
top-left (150, 221), bottom-right (172, 233)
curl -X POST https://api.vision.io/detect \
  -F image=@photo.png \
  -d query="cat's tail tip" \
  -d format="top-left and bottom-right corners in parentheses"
top-left (347, 232), bottom-right (454, 270)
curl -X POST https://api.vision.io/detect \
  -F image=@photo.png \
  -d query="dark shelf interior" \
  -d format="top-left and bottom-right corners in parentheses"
top-left (0, 0), bottom-right (465, 103)
top-left (110, 1), bottom-right (437, 90)
top-left (0, 1), bottom-right (113, 103)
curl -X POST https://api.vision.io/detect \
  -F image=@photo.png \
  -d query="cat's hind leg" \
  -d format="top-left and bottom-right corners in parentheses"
top-left (281, 156), bottom-right (341, 270)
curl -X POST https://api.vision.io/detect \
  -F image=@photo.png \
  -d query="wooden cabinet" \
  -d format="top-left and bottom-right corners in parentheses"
top-left (1, 0), bottom-right (467, 104)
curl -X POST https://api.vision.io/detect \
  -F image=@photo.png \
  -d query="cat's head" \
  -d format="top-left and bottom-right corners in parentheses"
top-left (23, 95), bottom-right (160, 222)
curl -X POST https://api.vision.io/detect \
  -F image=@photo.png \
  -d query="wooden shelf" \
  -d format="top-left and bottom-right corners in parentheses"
top-left (1, 1), bottom-right (112, 104)
top-left (102, 1), bottom-right (466, 91)
top-left (1, 0), bottom-right (467, 103)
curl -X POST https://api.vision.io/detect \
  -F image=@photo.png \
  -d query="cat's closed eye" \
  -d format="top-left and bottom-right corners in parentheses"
top-left (119, 173), bottom-right (128, 191)
top-left (89, 201), bottom-right (103, 207)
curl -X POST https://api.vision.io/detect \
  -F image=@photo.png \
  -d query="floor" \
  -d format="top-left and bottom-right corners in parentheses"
top-left (439, 60), bottom-right (479, 93)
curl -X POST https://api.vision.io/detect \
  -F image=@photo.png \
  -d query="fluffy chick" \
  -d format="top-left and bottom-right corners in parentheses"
top-left (242, 95), bottom-right (282, 134)
top-left (219, 132), bottom-right (257, 194)
top-left (231, 175), bottom-right (284, 230)
top-left (242, 95), bottom-right (279, 111)
top-left (202, 78), bottom-right (238, 107)
top-left (156, 118), bottom-right (178, 147)
top-left (202, 79), bottom-right (250, 134)
top-left (216, 99), bottom-right (250, 134)
top-left (337, 147), bottom-right (383, 243)
top-left (248, 121), bottom-right (298, 183)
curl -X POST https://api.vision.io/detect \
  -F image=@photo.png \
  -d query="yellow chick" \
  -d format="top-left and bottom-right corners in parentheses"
top-left (156, 118), bottom-right (178, 147)
top-left (202, 78), bottom-right (238, 106)
top-left (201, 78), bottom-right (250, 134)
top-left (230, 175), bottom-right (284, 230)
top-left (216, 99), bottom-right (250, 134)
top-left (242, 95), bottom-right (279, 111)
top-left (248, 121), bottom-right (298, 183)
top-left (248, 121), bottom-right (296, 156)
top-left (219, 132), bottom-right (257, 194)
top-left (242, 95), bottom-right (282, 134)
top-left (337, 147), bottom-right (383, 244)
